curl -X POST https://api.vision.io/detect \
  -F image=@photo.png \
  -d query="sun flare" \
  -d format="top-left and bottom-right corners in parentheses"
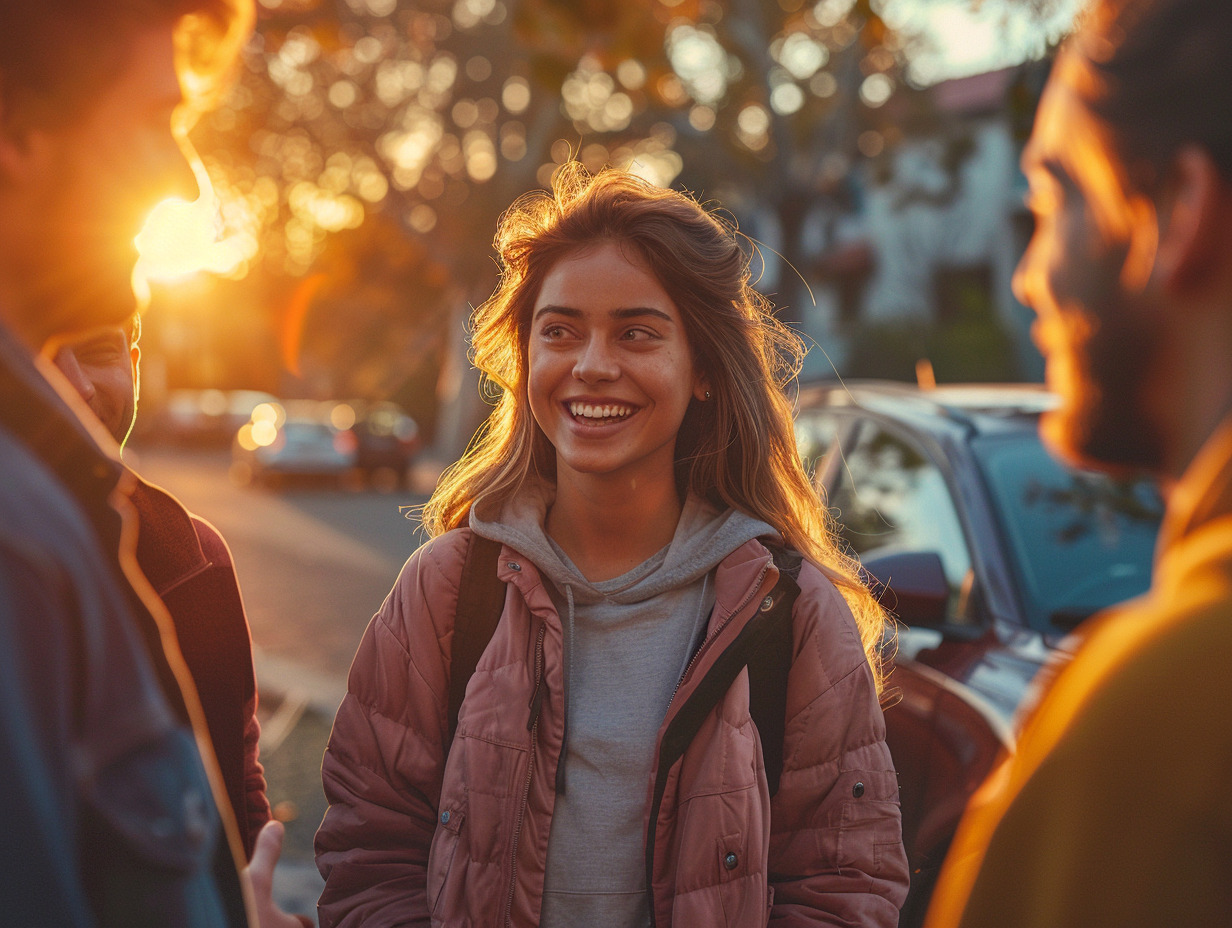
top-left (131, 159), bottom-right (257, 303)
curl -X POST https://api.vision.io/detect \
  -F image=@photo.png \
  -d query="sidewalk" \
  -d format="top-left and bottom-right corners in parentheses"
top-left (257, 652), bottom-right (347, 924)
top-left (255, 455), bottom-right (448, 921)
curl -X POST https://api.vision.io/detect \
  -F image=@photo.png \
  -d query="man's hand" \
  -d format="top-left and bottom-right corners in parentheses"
top-left (246, 820), bottom-right (315, 928)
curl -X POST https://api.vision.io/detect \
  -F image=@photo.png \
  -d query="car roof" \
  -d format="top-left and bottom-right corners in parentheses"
top-left (795, 379), bottom-right (1059, 439)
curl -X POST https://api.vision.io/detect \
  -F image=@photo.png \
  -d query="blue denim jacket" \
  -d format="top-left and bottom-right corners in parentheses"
top-left (0, 324), bottom-right (247, 926)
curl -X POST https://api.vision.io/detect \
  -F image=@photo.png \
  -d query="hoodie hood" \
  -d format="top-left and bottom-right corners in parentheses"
top-left (470, 481), bottom-right (775, 605)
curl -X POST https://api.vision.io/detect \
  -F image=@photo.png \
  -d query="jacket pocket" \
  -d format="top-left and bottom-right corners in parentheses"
top-left (836, 799), bottom-right (903, 874)
top-left (427, 806), bottom-right (466, 916)
top-left (713, 830), bottom-right (771, 927)
top-left (80, 728), bottom-right (227, 926)
top-left (715, 831), bottom-right (749, 885)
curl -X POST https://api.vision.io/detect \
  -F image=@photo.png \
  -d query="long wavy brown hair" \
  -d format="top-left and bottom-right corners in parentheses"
top-left (423, 164), bottom-right (891, 692)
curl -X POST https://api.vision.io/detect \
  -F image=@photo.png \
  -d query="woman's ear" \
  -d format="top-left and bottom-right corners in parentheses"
top-left (1154, 146), bottom-right (1230, 296)
top-left (693, 377), bottom-right (712, 402)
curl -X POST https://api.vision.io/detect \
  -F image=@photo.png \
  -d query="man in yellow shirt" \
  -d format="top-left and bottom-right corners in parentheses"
top-left (926, 1), bottom-right (1232, 925)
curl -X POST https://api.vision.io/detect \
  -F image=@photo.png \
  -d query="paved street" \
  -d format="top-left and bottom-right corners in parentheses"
top-left (129, 442), bottom-right (433, 923)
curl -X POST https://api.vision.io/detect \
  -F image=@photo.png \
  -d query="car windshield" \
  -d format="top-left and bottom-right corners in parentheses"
top-left (973, 432), bottom-right (1164, 633)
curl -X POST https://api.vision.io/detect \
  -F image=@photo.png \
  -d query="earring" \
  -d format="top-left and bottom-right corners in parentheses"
top-left (704, 390), bottom-right (711, 400)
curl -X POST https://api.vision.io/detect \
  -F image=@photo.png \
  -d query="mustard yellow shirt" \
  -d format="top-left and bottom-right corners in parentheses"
top-left (925, 417), bottom-right (1232, 928)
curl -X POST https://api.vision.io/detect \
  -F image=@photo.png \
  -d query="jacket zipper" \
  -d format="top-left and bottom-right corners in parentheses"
top-left (664, 562), bottom-right (772, 713)
top-left (647, 560), bottom-right (774, 927)
top-left (505, 622), bottom-right (547, 927)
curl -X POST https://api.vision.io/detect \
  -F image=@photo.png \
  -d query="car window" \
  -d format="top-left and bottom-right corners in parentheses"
top-left (973, 433), bottom-right (1162, 632)
top-left (827, 420), bottom-right (974, 621)
top-left (795, 408), bottom-right (843, 490)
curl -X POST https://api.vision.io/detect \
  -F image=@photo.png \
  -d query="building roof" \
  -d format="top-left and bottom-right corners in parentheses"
top-left (930, 67), bottom-right (1017, 116)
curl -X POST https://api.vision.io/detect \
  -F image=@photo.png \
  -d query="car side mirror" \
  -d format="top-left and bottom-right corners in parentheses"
top-left (861, 550), bottom-right (950, 628)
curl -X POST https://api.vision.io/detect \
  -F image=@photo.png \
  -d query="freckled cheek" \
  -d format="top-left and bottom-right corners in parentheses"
top-left (526, 357), bottom-right (563, 433)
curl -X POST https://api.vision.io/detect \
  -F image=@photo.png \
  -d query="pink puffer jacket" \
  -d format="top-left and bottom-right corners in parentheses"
top-left (316, 528), bottom-right (908, 927)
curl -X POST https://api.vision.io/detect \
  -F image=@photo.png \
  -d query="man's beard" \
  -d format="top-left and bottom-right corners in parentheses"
top-left (1043, 307), bottom-right (1165, 478)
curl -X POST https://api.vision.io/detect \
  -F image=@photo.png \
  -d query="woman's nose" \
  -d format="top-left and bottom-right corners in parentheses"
top-left (572, 337), bottom-right (619, 381)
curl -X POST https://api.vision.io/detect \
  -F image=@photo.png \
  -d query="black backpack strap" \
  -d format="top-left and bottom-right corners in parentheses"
top-left (650, 547), bottom-right (801, 811)
top-left (446, 532), bottom-right (506, 751)
top-left (748, 545), bottom-right (801, 797)
top-left (645, 550), bottom-right (801, 900)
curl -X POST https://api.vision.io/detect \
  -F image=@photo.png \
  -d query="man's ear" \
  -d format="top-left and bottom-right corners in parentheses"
top-left (1154, 146), bottom-right (1230, 295)
top-left (0, 100), bottom-right (37, 185)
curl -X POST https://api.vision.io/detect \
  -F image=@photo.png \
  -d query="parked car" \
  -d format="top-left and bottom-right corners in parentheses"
top-left (137, 387), bottom-right (278, 447)
top-left (231, 399), bottom-right (357, 489)
top-left (796, 380), bottom-right (1164, 926)
top-left (347, 400), bottom-right (421, 489)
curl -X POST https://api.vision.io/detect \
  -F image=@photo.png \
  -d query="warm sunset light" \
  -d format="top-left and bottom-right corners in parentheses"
top-left (132, 159), bottom-right (259, 304)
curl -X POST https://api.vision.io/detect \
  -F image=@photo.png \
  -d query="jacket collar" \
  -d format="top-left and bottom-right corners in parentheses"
top-left (1156, 412), bottom-right (1232, 561)
top-left (710, 536), bottom-right (779, 629)
top-left (128, 477), bottom-right (211, 597)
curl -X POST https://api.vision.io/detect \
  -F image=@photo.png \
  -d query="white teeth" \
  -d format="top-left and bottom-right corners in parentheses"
top-left (569, 402), bottom-right (632, 420)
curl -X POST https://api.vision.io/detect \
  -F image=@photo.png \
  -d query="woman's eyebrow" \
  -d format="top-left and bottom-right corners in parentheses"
top-left (531, 305), bottom-right (675, 323)
top-left (611, 307), bottom-right (674, 322)
top-left (532, 304), bottom-right (580, 321)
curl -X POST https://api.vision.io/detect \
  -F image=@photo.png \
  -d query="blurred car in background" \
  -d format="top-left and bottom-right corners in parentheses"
top-left (137, 387), bottom-right (278, 448)
top-left (347, 400), bottom-right (421, 490)
top-left (796, 380), bottom-right (1164, 927)
top-left (231, 399), bottom-right (357, 489)
top-left (229, 398), bottom-right (421, 491)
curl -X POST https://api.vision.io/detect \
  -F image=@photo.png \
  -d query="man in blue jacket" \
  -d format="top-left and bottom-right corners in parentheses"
top-left (0, 1), bottom-right (266, 924)
top-left (52, 316), bottom-right (274, 862)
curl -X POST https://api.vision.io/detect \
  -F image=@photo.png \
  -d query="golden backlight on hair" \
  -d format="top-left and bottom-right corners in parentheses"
top-left (124, 0), bottom-right (256, 305)
top-left (1051, 51), bottom-right (1160, 290)
top-left (132, 158), bottom-right (258, 304)
top-left (175, 0), bottom-right (255, 114)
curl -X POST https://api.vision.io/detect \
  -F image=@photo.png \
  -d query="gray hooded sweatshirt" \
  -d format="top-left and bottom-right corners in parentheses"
top-left (471, 483), bottom-right (775, 928)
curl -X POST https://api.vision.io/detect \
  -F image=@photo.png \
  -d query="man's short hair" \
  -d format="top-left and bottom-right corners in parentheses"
top-left (1076, 0), bottom-right (1232, 181)
top-left (0, 0), bottom-right (253, 134)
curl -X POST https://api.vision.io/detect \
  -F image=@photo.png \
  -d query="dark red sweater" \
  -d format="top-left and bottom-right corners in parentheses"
top-left (130, 476), bottom-right (271, 859)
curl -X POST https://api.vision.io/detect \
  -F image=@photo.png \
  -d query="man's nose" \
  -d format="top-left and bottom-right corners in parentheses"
top-left (1012, 247), bottom-right (1035, 310)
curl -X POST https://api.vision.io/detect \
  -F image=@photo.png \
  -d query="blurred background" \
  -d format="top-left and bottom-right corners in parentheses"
top-left (139, 0), bottom-right (1081, 466)
top-left (125, 0), bottom-right (1093, 917)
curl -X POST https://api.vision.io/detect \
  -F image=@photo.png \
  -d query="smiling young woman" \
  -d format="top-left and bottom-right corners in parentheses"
top-left (316, 164), bottom-right (909, 928)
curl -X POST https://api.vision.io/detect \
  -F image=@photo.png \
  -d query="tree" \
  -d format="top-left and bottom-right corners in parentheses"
top-left (184, 0), bottom-right (1075, 454)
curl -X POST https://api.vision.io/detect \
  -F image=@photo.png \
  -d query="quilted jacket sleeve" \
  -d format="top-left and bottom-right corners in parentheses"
top-left (315, 531), bottom-right (467, 928)
top-left (768, 563), bottom-right (909, 926)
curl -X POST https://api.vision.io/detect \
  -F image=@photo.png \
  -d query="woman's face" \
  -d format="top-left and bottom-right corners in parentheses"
top-left (527, 240), bottom-right (708, 493)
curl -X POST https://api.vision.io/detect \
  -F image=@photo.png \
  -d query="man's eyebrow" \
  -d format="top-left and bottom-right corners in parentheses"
top-left (75, 331), bottom-right (127, 349)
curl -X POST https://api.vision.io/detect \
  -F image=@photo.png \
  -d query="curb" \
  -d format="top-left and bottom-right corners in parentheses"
top-left (255, 649), bottom-right (348, 718)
